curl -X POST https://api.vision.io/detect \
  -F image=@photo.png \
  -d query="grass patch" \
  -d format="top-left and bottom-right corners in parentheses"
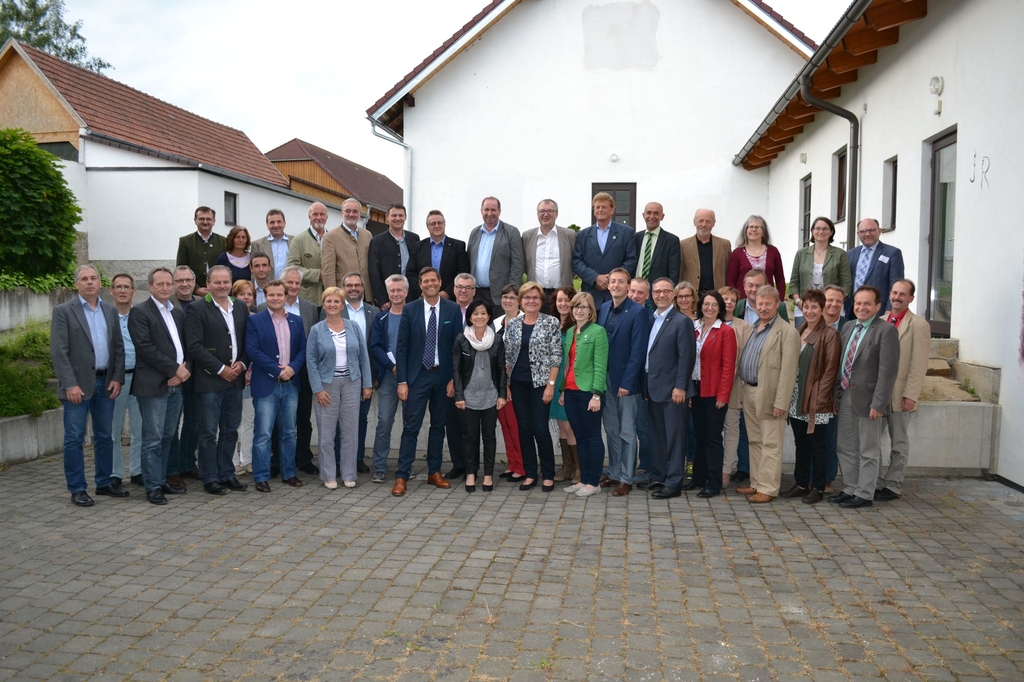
top-left (0, 321), bottom-right (59, 417)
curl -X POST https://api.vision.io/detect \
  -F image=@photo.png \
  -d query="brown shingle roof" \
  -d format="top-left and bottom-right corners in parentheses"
top-left (744, 0), bottom-right (819, 51)
top-left (265, 138), bottom-right (402, 210)
top-left (17, 42), bottom-right (287, 187)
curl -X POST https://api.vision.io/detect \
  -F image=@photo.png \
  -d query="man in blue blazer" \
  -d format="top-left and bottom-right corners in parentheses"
top-left (847, 218), bottom-right (904, 318)
top-left (246, 281), bottom-right (307, 492)
top-left (597, 268), bottom-right (650, 496)
top-left (391, 267), bottom-right (462, 496)
top-left (370, 274), bottom-right (410, 481)
top-left (573, 192), bottom-right (638, 308)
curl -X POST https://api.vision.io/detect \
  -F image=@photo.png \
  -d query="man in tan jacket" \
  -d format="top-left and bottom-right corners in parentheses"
top-left (679, 208), bottom-right (730, 294)
top-left (875, 279), bottom-right (929, 501)
top-left (322, 198), bottom-right (372, 298)
top-left (734, 285), bottom-right (799, 502)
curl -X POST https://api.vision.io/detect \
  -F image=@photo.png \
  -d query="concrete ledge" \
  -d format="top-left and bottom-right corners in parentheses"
top-left (0, 288), bottom-right (73, 332)
top-left (951, 361), bottom-right (1000, 404)
top-left (0, 408), bottom-right (65, 465)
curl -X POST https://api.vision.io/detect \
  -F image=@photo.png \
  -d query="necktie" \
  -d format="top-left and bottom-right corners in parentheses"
top-left (889, 315), bottom-right (898, 327)
top-left (641, 233), bottom-right (654, 279)
top-left (839, 323), bottom-right (864, 391)
top-left (423, 306), bottom-right (437, 369)
top-left (854, 248), bottom-right (871, 289)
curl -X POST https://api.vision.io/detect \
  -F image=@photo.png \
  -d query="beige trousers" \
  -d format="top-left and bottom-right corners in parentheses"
top-left (741, 383), bottom-right (785, 497)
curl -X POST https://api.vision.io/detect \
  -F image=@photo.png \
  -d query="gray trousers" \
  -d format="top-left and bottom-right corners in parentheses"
top-left (837, 396), bottom-right (885, 501)
top-left (314, 375), bottom-right (361, 484)
top-left (603, 391), bottom-right (638, 484)
top-left (878, 409), bottom-right (913, 494)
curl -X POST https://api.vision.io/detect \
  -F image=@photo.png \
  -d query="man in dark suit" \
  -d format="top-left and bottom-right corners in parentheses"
top-left (468, 196), bottom-right (524, 316)
top-left (522, 199), bottom-right (577, 306)
top-left (249, 208), bottom-right (292, 280)
top-left (184, 265), bottom-right (249, 495)
top-left (635, 203), bottom-right (680, 306)
top-left (368, 203), bottom-right (419, 309)
top-left (129, 267), bottom-right (191, 505)
top-left (50, 264), bottom-right (127, 507)
top-left (846, 218), bottom-right (904, 318)
top-left (596, 268), bottom-right (650, 496)
top-left (370, 274), bottom-right (410, 482)
top-left (176, 206), bottom-right (226, 297)
top-left (831, 285), bottom-right (900, 509)
top-left (406, 210), bottom-right (469, 301)
top-left (573, 192), bottom-right (638, 308)
top-left (246, 280), bottom-right (307, 492)
top-left (169, 265), bottom-right (200, 482)
top-left (340, 272), bottom-right (380, 474)
top-left (391, 267), bottom-right (462, 496)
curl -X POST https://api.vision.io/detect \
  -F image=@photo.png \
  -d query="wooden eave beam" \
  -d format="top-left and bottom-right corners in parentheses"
top-left (756, 137), bottom-right (788, 152)
top-left (766, 122), bottom-right (800, 142)
top-left (842, 26), bottom-right (900, 56)
top-left (743, 159), bottom-right (771, 171)
top-left (865, 0), bottom-right (927, 31)
top-left (786, 100), bottom-right (819, 119)
top-left (775, 113), bottom-right (812, 130)
top-left (825, 47), bottom-right (878, 74)
top-left (811, 68), bottom-right (858, 92)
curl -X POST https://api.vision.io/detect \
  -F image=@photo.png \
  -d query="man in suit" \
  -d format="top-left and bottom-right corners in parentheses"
top-left (573, 192), bottom-right (638, 308)
top-left (250, 253), bottom-right (272, 308)
top-left (108, 274), bottom-right (142, 488)
top-left (627, 278), bottom-right (654, 482)
top-left (642, 277), bottom-right (696, 499)
top-left (129, 267), bottom-right (191, 505)
top-left (391, 267), bottom-right (462, 496)
top-left (522, 199), bottom-right (577, 306)
top-left (468, 196), bottom-right (524, 316)
top-left (340, 272), bottom-right (380, 474)
top-left (322, 198), bottom-right (373, 294)
top-left (876, 279), bottom-right (929, 501)
top-left (184, 265), bottom-right (250, 495)
top-left (176, 206), bottom-right (225, 297)
top-left (635, 203), bottom-right (680, 306)
top-left (831, 285), bottom-right (900, 508)
top-left (596, 268), bottom-right (650, 496)
top-left (278, 266), bottom-right (319, 476)
top-left (287, 201), bottom-right (330, 306)
top-left (169, 265), bottom-right (200, 483)
top-left (406, 210), bottom-right (469, 300)
top-left (370, 274), bottom-right (410, 482)
top-left (734, 269), bottom-right (789, 324)
top-left (679, 208), bottom-right (730, 295)
top-left (847, 218), bottom-right (905, 318)
top-left (250, 209), bottom-right (292, 280)
top-left (734, 285), bottom-right (800, 503)
top-left (368, 203), bottom-right (419, 309)
top-left (51, 264), bottom-right (128, 507)
top-left (246, 280), bottom-right (307, 492)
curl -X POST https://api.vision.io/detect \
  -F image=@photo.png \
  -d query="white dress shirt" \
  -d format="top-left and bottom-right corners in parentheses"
top-left (535, 228), bottom-right (561, 289)
top-left (152, 296), bottom-right (184, 364)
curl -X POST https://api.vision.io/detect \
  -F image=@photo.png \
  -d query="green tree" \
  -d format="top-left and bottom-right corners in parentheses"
top-left (1, 0), bottom-right (110, 72)
top-left (0, 128), bottom-right (81, 279)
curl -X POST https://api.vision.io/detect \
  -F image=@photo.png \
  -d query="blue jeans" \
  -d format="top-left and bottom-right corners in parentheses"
top-left (61, 375), bottom-right (116, 493)
top-left (564, 390), bottom-right (604, 486)
top-left (136, 386), bottom-right (184, 493)
top-left (372, 372), bottom-right (401, 475)
top-left (603, 390), bottom-right (638, 485)
top-left (252, 380), bottom-right (299, 483)
top-left (635, 398), bottom-right (652, 480)
top-left (196, 387), bottom-right (243, 485)
top-left (110, 372), bottom-right (142, 478)
top-left (396, 368), bottom-right (451, 480)
top-left (169, 379), bottom-right (199, 475)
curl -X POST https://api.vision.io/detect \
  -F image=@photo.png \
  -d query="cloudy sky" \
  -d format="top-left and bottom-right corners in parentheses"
top-left (62, 0), bottom-right (849, 186)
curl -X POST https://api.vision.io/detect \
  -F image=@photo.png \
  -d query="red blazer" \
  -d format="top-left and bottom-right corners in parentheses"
top-left (726, 245), bottom-right (786, 297)
top-left (697, 323), bottom-right (737, 403)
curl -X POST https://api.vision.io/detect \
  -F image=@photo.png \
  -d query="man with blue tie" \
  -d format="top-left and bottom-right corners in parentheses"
top-left (391, 267), bottom-right (462, 496)
top-left (573, 192), bottom-right (638, 308)
top-left (847, 218), bottom-right (904, 318)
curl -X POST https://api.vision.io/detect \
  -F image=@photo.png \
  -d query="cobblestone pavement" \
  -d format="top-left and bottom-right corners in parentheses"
top-left (2, 451), bottom-right (1024, 681)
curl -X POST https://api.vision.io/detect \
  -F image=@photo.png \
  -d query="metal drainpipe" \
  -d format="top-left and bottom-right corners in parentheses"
top-left (799, 78), bottom-right (859, 247)
top-left (370, 119), bottom-right (413, 221)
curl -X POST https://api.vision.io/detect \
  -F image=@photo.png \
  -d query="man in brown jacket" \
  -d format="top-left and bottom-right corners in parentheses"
top-left (322, 198), bottom-right (372, 297)
top-left (679, 208), bottom-right (730, 294)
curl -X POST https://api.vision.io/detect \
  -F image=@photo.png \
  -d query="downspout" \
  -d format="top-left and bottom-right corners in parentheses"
top-left (799, 75), bottom-right (859, 248)
top-left (369, 119), bottom-right (412, 221)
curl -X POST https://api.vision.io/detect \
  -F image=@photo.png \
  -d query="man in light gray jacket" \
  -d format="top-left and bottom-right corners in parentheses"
top-left (468, 196), bottom-right (524, 316)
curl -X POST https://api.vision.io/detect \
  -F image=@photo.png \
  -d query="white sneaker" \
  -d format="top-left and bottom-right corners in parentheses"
top-left (324, 480), bottom-right (338, 490)
top-left (343, 481), bottom-right (356, 488)
top-left (564, 483), bottom-right (583, 493)
top-left (576, 485), bottom-right (601, 497)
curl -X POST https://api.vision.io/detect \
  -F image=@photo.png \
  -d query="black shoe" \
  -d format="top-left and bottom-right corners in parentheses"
top-left (519, 479), bottom-right (537, 491)
top-left (637, 480), bottom-right (665, 491)
top-left (255, 481), bottom-right (271, 493)
top-left (110, 476), bottom-right (123, 489)
top-left (542, 483), bottom-right (554, 492)
top-left (465, 483), bottom-right (476, 493)
top-left (130, 474), bottom-right (144, 486)
top-left (71, 491), bottom-right (95, 507)
top-left (161, 482), bottom-right (187, 495)
top-left (203, 482), bottom-right (227, 495)
top-left (732, 470), bottom-right (750, 483)
top-left (146, 490), bottom-right (168, 505)
top-left (681, 480), bottom-right (702, 491)
top-left (482, 483), bottom-right (493, 492)
top-left (219, 477), bottom-right (248, 492)
top-left (498, 471), bottom-right (514, 479)
top-left (444, 468), bottom-right (466, 481)
top-left (781, 484), bottom-right (808, 499)
top-left (839, 496), bottom-right (873, 509)
top-left (828, 492), bottom-right (855, 504)
top-left (508, 473), bottom-right (525, 483)
top-left (96, 485), bottom-right (130, 498)
top-left (802, 489), bottom-right (824, 504)
top-left (299, 463), bottom-right (319, 476)
top-left (356, 461), bottom-right (370, 474)
top-left (874, 487), bottom-right (900, 501)
top-left (651, 487), bottom-right (681, 499)
top-left (696, 488), bottom-right (718, 498)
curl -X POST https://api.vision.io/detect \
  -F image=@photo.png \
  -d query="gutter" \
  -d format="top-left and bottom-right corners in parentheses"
top-left (369, 119), bottom-right (413, 221)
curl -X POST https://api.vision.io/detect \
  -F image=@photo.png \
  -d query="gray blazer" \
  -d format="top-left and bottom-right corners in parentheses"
top-left (467, 221), bottom-right (525, 306)
top-left (522, 225), bottom-right (577, 288)
top-left (250, 233), bottom-right (293, 278)
top-left (838, 319), bottom-right (900, 418)
top-left (50, 297), bottom-right (126, 400)
top-left (644, 308), bottom-right (696, 403)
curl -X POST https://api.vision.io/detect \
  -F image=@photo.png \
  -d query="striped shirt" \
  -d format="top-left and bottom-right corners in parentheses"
top-left (737, 315), bottom-right (777, 385)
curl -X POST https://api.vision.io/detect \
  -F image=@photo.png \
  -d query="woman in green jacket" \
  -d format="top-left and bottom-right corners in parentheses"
top-left (558, 292), bottom-right (608, 498)
top-left (787, 216), bottom-right (851, 323)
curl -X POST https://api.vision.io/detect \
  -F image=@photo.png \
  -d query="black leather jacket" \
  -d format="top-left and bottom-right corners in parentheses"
top-left (452, 332), bottom-right (507, 403)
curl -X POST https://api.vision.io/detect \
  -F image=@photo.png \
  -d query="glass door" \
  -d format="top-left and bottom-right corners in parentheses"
top-left (927, 133), bottom-right (956, 337)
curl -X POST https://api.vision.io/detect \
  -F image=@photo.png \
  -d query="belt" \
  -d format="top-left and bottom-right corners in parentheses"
top-left (422, 365), bottom-right (440, 372)
top-left (95, 369), bottom-right (107, 377)
top-left (125, 368), bottom-right (135, 374)
top-left (742, 379), bottom-right (758, 387)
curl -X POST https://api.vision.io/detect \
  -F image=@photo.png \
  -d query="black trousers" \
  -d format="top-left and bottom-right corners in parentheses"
top-left (791, 417), bottom-right (827, 491)
top-left (461, 406), bottom-right (498, 476)
top-left (510, 380), bottom-right (555, 481)
top-left (691, 391), bottom-right (728, 493)
top-left (446, 401), bottom-right (466, 472)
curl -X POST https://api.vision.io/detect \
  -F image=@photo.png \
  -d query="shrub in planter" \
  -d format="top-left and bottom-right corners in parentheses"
top-left (0, 321), bottom-right (59, 418)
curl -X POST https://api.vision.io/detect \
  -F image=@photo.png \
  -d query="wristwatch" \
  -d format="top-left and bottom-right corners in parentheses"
top-left (547, 380), bottom-right (556, 386)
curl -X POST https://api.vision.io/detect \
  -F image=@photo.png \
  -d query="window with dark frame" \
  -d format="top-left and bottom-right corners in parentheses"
top-left (882, 157), bottom-right (898, 231)
top-left (800, 174), bottom-right (812, 246)
top-left (590, 182), bottom-right (637, 227)
top-left (224, 192), bottom-right (238, 226)
top-left (834, 148), bottom-right (847, 224)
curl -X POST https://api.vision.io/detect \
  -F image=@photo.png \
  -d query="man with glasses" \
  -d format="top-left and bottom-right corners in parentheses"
top-left (406, 210), bottom-right (469, 301)
top-left (169, 266), bottom-right (201, 485)
top-left (523, 199), bottom-right (576, 307)
top-left (468, 197), bottom-right (523, 317)
top-left (846, 218), bottom-right (904, 318)
top-left (442, 273), bottom-right (478, 480)
top-left (109, 274), bottom-right (143, 488)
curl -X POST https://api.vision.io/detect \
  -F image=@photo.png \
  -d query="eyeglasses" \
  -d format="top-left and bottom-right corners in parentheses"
top-left (747, 225), bottom-right (764, 230)
top-left (652, 289), bottom-right (673, 295)
top-left (174, 278), bottom-right (195, 284)
top-left (678, 293), bottom-right (694, 299)
top-left (572, 305), bottom-right (590, 311)
top-left (454, 285), bottom-right (475, 291)
top-left (427, 220), bottom-right (446, 227)
top-left (521, 296), bottom-right (542, 302)
top-left (501, 294), bottom-right (518, 301)
top-left (537, 209), bottom-right (557, 215)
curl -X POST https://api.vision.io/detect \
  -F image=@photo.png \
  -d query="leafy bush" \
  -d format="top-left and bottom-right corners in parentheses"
top-left (0, 268), bottom-right (76, 293)
top-left (0, 321), bottom-right (59, 417)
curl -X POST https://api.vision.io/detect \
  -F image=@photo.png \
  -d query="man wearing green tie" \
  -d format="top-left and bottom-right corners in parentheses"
top-left (634, 203), bottom-right (680, 309)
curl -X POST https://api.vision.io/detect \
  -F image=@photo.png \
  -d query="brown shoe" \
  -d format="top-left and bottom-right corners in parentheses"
top-left (554, 439), bottom-right (579, 482)
top-left (166, 475), bottom-right (186, 489)
top-left (747, 492), bottom-right (775, 503)
top-left (391, 478), bottom-right (407, 496)
top-left (599, 476), bottom-right (620, 488)
top-left (735, 486), bottom-right (756, 495)
top-left (283, 476), bottom-right (303, 487)
top-left (612, 482), bottom-right (632, 496)
top-left (426, 472), bottom-right (451, 489)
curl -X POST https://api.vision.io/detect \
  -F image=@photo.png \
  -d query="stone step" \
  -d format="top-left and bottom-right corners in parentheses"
top-left (930, 337), bottom-right (959, 361)
top-left (927, 358), bottom-right (953, 377)
top-left (920, 375), bottom-right (980, 402)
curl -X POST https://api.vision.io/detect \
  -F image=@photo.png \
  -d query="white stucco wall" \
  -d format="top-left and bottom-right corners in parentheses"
top-left (402, 0), bottom-right (804, 239)
top-left (764, 0), bottom-right (1024, 484)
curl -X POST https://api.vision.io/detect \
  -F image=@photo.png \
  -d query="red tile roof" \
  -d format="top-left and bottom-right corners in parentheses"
top-left (265, 138), bottom-right (402, 210)
top-left (16, 42), bottom-right (288, 187)
top-left (744, 0), bottom-right (819, 51)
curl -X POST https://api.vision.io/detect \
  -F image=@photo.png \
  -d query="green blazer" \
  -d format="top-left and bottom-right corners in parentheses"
top-left (788, 244), bottom-right (851, 301)
top-left (559, 322), bottom-right (608, 395)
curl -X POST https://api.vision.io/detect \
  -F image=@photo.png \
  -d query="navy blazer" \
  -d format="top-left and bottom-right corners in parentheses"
top-left (370, 309), bottom-right (402, 383)
top-left (396, 298), bottom-right (462, 386)
top-left (644, 308), bottom-right (696, 402)
top-left (846, 241), bottom-right (904, 316)
top-left (572, 221), bottom-right (638, 307)
top-left (597, 297), bottom-right (650, 395)
top-left (245, 310), bottom-right (306, 399)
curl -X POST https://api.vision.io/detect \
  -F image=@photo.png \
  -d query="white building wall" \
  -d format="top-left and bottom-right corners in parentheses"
top-left (764, 0), bottom-right (1024, 484)
top-left (196, 173), bottom-right (319, 238)
top-left (403, 0), bottom-right (802, 239)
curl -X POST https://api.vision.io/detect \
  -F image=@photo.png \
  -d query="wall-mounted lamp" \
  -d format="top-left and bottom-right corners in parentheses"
top-left (799, 153), bottom-right (807, 164)
top-left (609, 154), bottom-right (619, 163)
top-left (929, 76), bottom-right (944, 95)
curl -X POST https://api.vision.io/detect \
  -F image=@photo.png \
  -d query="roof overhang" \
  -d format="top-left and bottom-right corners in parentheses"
top-left (728, 0), bottom-right (817, 59)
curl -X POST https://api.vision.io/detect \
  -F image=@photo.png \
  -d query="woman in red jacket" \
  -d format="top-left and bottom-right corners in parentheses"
top-left (684, 290), bottom-right (737, 498)
top-left (726, 215), bottom-right (786, 297)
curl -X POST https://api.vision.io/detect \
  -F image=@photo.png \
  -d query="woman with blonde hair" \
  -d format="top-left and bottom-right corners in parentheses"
top-left (674, 281), bottom-right (698, 320)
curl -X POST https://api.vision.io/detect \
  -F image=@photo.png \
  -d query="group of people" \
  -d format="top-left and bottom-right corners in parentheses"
top-left (52, 192), bottom-right (927, 510)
